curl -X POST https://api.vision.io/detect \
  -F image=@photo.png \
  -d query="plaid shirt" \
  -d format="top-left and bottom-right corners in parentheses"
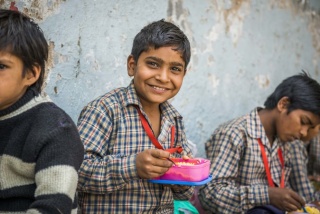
top-left (198, 108), bottom-right (317, 214)
top-left (77, 81), bottom-right (193, 213)
top-left (306, 134), bottom-right (320, 177)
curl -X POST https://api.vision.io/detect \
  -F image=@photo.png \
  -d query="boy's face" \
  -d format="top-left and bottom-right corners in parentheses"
top-left (0, 51), bottom-right (37, 110)
top-left (127, 46), bottom-right (185, 108)
top-left (276, 98), bottom-right (320, 142)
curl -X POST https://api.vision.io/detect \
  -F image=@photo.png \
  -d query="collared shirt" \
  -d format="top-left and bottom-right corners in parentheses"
top-left (77, 81), bottom-right (194, 213)
top-left (306, 134), bottom-right (320, 178)
top-left (198, 108), bottom-right (317, 214)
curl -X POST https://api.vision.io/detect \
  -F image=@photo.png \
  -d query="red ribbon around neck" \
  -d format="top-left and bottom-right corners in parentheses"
top-left (135, 106), bottom-right (183, 154)
top-left (258, 138), bottom-right (285, 188)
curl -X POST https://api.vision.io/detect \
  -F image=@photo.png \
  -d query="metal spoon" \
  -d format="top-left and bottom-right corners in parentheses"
top-left (302, 206), bottom-right (308, 213)
top-left (166, 157), bottom-right (176, 166)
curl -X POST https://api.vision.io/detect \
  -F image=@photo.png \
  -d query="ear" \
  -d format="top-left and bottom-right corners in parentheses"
top-left (127, 55), bottom-right (136, 77)
top-left (277, 97), bottom-right (290, 112)
top-left (25, 64), bottom-right (41, 86)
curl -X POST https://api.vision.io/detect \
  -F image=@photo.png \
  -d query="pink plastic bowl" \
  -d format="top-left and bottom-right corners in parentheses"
top-left (157, 158), bottom-right (210, 182)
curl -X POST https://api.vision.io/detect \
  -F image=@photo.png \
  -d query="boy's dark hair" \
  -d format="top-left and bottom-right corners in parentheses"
top-left (0, 9), bottom-right (48, 92)
top-left (131, 19), bottom-right (191, 70)
top-left (264, 71), bottom-right (320, 116)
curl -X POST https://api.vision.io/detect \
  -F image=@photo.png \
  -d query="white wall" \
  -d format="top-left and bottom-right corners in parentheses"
top-left (2, 0), bottom-right (320, 157)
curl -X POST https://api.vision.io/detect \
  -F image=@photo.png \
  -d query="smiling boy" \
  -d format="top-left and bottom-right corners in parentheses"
top-left (76, 19), bottom-right (194, 213)
top-left (197, 73), bottom-right (320, 214)
top-left (0, 9), bottom-right (84, 213)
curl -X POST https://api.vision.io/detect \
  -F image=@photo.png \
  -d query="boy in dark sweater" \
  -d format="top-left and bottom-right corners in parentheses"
top-left (0, 9), bottom-right (84, 213)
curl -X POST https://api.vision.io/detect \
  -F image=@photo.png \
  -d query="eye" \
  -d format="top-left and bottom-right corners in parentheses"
top-left (146, 61), bottom-right (159, 68)
top-left (300, 118), bottom-right (311, 126)
top-left (0, 64), bottom-right (7, 70)
top-left (171, 66), bottom-right (182, 73)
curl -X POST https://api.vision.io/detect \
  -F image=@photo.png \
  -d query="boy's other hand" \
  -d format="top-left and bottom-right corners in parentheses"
top-left (136, 149), bottom-right (173, 179)
top-left (268, 187), bottom-right (305, 212)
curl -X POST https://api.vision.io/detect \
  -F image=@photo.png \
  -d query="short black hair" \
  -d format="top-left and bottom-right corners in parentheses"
top-left (264, 71), bottom-right (320, 116)
top-left (0, 9), bottom-right (48, 92)
top-left (130, 19), bottom-right (191, 70)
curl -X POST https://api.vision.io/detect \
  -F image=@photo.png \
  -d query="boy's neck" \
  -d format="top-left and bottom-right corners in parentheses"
top-left (258, 108), bottom-right (277, 146)
top-left (140, 101), bottom-right (161, 116)
top-left (140, 102), bottom-right (161, 137)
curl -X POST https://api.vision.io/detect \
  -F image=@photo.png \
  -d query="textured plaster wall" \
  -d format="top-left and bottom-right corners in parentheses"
top-left (1, 0), bottom-right (320, 157)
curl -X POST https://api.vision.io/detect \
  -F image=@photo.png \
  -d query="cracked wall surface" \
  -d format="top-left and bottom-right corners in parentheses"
top-left (1, 0), bottom-right (320, 157)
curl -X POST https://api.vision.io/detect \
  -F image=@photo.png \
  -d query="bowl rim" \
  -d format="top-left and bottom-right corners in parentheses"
top-left (170, 158), bottom-right (210, 168)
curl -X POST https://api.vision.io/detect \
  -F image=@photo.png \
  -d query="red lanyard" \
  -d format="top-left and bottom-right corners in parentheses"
top-left (257, 138), bottom-right (285, 188)
top-left (135, 106), bottom-right (183, 154)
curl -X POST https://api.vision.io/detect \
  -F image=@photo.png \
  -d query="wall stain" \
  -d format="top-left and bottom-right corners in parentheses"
top-left (308, 12), bottom-right (320, 75)
top-left (255, 75), bottom-right (270, 88)
top-left (203, 0), bottom-right (250, 54)
top-left (167, 0), bottom-right (193, 47)
top-left (10, 1), bottom-right (18, 11)
top-left (1, 1), bottom-right (66, 24)
top-left (0, 0), bottom-right (65, 21)
top-left (42, 41), bottom-right (55, 91)
top-left (270, 0), bottom-right (320, 75)
top-left (167, 0), bottom-right (194, 70)
top-left (208, 73), bottom-right (220, 96)
top-left (223, 0), bottom-right (249, 35)
top-left (76, 35), bottom-right (82, 78)
top-left (0, 0), bottom-right (5, 7)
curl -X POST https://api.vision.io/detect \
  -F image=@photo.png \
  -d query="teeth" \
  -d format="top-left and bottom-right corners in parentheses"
top-left (153, 86), bottom-right (165, 91)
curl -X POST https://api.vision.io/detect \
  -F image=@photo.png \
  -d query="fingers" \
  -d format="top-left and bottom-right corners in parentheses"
top-left (269, 187), bottom-right (305, 212)
top-left (151, 149), bottom-right (171, 159)
top-left (139, 165), bottom-right (170, 179)
top-left (283, 195), bottom-right (304, 212)
top-left (136, 149), bottom-right (173, 179)
top-left (289, 190), bottom-right (305, 207)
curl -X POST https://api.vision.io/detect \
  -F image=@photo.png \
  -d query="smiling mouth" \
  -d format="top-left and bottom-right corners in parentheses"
top-left (151, 85), bottom-right (168, 91)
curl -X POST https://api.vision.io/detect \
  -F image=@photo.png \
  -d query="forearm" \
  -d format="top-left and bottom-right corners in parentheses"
top-left (199, 182), bottom-right (269, 213)
top-left (289, 141), bottom-right (316, 202)
top-left (30, 126), bottom-right (83, 213)
top-left (77, 154), bottom-right (138, 194)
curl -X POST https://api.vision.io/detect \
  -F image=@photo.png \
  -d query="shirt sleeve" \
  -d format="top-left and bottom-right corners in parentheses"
top-left (307, 135), bottom-right (320, 178)
top-left (76, 105), bottom-right (138, 194)
top-left (288, 141), bottom-right (317, 202)
top-left (198, 128), bottom-right (269, 213)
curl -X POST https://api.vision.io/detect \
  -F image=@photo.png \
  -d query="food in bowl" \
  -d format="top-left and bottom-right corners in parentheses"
top-left (175, 162), bottom-right (195, 166)
top-left (156, 158), bottom-right (210, 182)
top-left (289, 205), bottom-right (320, 214)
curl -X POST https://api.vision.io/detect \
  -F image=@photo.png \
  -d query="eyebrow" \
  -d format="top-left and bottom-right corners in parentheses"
top-left (0, 57), bottom-right (14, 65)
top-left (145, 56), bottom-right (184, 68)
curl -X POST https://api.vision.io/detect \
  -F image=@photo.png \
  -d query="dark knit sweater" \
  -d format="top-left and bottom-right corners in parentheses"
top-left (0, 88), bottom-right (84, 213)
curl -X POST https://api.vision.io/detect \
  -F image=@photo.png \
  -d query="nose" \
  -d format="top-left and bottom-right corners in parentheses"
top-left (155, 69), bottom-right (170, 83)
top-left (300, 126), bottom-right (309, 138)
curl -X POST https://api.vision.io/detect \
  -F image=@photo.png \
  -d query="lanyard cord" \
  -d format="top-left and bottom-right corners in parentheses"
top-left (257, 138), bottom-right (285, 188)
top-left (135, 106), bottom-right (183, 154)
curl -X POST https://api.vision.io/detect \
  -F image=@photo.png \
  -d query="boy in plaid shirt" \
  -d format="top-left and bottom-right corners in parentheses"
top-left (77, 20), bottom-right (194, 213)
top-left (197, 73), bottom-right (320, 214)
